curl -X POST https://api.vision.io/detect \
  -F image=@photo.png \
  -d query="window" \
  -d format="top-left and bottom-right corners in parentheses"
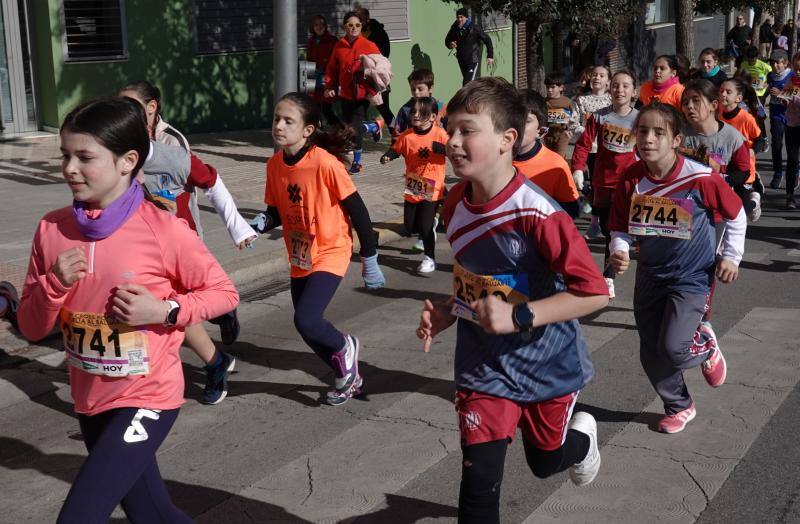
top-left (193, 0), bottom-right (410, 55)
top-left (645, 0), bottom-right (674, 25)
top-left (60, 0), bottom-right (128, 61)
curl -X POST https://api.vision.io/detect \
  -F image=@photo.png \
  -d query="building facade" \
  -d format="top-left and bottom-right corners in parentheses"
top-left (0, 0), bottom-right (513, 137)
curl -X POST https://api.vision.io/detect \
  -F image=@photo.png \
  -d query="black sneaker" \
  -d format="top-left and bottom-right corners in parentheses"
top-left (787, 196), bottom-right (798, 210)
top-left (0, 281), bottom-right (19, 330)
top-left (209, 309), bottom-right (240, 345)
top-left (202, 351), bottom-right (236, 405)
top-left (770, 172), bottom-right (783, 190)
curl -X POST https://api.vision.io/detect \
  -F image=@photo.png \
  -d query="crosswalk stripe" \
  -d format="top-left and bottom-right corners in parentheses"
top-left (523, 307), bottom-right (800, 523)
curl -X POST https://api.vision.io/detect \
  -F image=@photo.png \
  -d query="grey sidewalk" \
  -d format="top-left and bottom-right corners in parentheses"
top-left (0, 129), bottom-right (454, 290)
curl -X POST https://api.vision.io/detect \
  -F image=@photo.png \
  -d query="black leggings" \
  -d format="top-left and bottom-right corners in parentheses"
top-left (458, 432), bottom-right (589, 524)
top-left (786, 125), bottom-right (800, 196)
top-left (57, 408), bottom-right (191, 524)
top-left (403, 200), bottom-right (437, 258)
top-left (340, 98), bottom-right (370, 150)
top-left (593, 206), bottom-right (614, 279)
top-left (290, 271), bottom-right (346, 364)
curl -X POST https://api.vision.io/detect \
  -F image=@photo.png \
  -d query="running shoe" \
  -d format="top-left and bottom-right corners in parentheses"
top-left (417, 255), bottom-right (436, 274)
top-left (604, 277), bottom-right (615, 300)
top-left (699, 322), bottom-right (726, 387)
top-left (787, 196), bottom-right (798, 210)
top-left (584, 221), bottom-right (602, 240)
top-left (747, 192), bottom-right (762, 222)
top-left (581, 201), bottom-right (593, 216)
top-left (349, 162), bottom-right (363, 175)
top-left (412, 238), bottom-right (424, 251)
top-left (202, 351), bottom-right (236, 405)
top-left (569, 411), bottom-right (601, 486)
top-left (0, 281), bottom-right (19, 330)
top-left (326, 334), bottom-right (362, 406)
top-left (249, 212), bottom-right (269, 234)
top-left (209, 309), bottom-right (240, 346)
top-left (770, 172), bottom-right (783, 190)
top-left (753, 173), bottom-right (765, 195)
top-left (658, 403), bottom-right (696, 434)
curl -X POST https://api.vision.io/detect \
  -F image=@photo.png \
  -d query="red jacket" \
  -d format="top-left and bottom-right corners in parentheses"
top-left (307, 32), bottom-right (338, 71)
top-left (324, 35), bottom-right (381, 100)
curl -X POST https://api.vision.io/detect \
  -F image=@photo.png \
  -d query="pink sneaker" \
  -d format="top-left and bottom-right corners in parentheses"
top-left (698, 322), bottom-right (725, 387)
top-left (658, 403), bottom-right (696, 434)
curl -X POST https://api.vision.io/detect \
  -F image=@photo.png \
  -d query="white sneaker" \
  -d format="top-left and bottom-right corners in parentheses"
top-left (604, 277), bottom-right (615, 300)
top-left (569, 411), bottom-right (601, 486)
top-left (748, 192), bottom-right (761, 222)
top-left (581, 201), bottom-right (593, 215)
top-left (412, 238), bottom-right (424, 251)
top-left (417, 255), bottom-right (436, 274)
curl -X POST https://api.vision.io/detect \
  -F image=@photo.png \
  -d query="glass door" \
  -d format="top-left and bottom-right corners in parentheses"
top-left (0, 0), bottom-right (37, 136)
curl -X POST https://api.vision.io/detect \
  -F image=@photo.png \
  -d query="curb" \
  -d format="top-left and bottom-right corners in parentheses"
top-left (227, 217), bottom-right (407, 289)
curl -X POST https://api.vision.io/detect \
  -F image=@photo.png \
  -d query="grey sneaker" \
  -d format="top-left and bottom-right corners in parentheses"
top-left (325, 334), bottom-right (362, 406)
top-left (569, 412), bottom-right (601, 486)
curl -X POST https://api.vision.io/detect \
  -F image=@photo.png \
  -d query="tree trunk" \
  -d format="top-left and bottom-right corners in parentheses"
top-left (525, 16), bottom-right (546, 93)
top-left (675, 0), bottom-right (694, 59)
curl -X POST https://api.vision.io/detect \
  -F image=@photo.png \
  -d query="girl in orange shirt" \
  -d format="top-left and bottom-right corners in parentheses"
top-left (718, 77), bottom-right (766, 221)
top-left (253, 92), bottom-right (386, 405)
top-left (638, 55), bottom-right (686, 109)
top-left (380, 98), bottom-right (448, 274)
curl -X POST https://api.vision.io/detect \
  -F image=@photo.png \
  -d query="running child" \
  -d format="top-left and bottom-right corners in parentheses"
top-left (16, 96), bottom-right (239, 522)
top-left (380, 97), bottom-right (448, 274)
top-left (573, 65), bottom-right (613, 235)
top-left (718, 77), bottom-right (765, 221)
top-left (255, 92), bottom-right (386, 405)
top-left (638, 55), bottom-right (685, 109)
top-left (766, 49), bottom-right (793, 189)
top-left (544, 73), bottom-right (580, 159)
top-left (417, 77), bottom-right (609, 523)
top-left (779, 51), bottom-right (800, 209)
top-left (513, 88), bottom-right (580, 217)
top-left (680, 79), bottom-right (758, 220)
top-left (608, 102), bottom-right (746, 434)
top-left (572, 69), bottom-right (640, 299)
top-left (739, 46), bottom-right (772, 106)
top-left (692, 48), bottom-right (728, 86)
top-left (119, 80), bottom-right (256, 405)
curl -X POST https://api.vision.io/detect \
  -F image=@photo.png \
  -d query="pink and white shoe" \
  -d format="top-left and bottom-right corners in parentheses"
top-left (658, 403), bottom-right (696, 434)
top-left (699, 323), bottom-right (726, 387)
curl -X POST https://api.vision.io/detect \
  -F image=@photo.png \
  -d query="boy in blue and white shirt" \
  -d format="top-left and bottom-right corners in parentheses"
top-left (417, 77), bottom-right (609, 523)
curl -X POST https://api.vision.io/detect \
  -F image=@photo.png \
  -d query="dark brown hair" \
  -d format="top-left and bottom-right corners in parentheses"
top-left (681, 78), bottom-right (719, 106)
top-left (634, 101), bottom-right (685, 137)
top-left (408, 68), bottom-right (434, 88)
top-left (277, 92), bottom-right (356, 156)
top-left (447, 77), bottom-right (526, 155)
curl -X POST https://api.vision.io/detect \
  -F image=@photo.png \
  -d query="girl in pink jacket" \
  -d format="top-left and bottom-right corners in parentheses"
top-left (17, 96), bottom-right (239, 523)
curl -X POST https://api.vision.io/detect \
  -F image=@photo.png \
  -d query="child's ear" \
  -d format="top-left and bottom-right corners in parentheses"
top-left (303, 124), bottom-right (315, 138)
top-left (500, 128), bottom-right (518, 153)
top-left (119, 149), bottom-right (139, 176)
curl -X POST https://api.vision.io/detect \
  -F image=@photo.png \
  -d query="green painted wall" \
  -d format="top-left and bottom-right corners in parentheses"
top-left (33, 0), bottom-right (513, 133)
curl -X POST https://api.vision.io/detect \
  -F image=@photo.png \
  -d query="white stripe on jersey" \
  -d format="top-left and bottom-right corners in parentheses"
top-left (449, 208), bottom-right (547, 255)
top-left (634, 158), bottom-right (713, 197)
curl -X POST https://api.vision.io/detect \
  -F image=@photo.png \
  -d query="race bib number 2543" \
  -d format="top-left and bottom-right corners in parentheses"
top-left (450, 263), bottom-right (530, 323)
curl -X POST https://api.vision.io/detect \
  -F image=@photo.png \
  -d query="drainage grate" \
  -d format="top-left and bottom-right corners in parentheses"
top-left (239, 280), bottom-right (291, 302)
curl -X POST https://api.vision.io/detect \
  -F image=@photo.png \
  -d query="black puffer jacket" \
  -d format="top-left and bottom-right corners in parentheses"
top-left (444, 18), bottom-right (493, 65)
top-left (364, 19), bottom-right (390, 57)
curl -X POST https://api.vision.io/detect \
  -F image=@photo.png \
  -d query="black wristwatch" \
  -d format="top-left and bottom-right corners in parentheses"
top-left (512, 302), bottom-right (535, 331)
top-left (164, 300), bottom-right (180, 326)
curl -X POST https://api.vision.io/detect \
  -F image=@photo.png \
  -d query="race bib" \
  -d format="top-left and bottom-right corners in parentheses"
top-left (61, 310), bottom-right (149, 377)
top-left (602, 123), bottom-right (635, 153)
top-left (288, 229), bottom-right (314, 270)
top-left (779, 85), bottom-right (800, 100)
top-left (404, 172), bottom-right (436, 201)
top-left (451, 263), bottom-right (530, 323)
top-left (547, 108), bottom-right (571, 125)
top-left (628, 194), bottom-right (693, 239)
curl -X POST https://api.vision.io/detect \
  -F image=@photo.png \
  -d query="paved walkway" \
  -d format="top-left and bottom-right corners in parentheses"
top-left (0, 130), bottom-right (455, 289)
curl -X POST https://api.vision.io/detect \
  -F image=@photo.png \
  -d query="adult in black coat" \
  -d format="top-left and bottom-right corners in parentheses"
top-left (444, 7), bottom-right (494, 85)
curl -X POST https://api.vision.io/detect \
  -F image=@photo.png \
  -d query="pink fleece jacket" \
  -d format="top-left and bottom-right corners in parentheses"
top-left (18, 200), bottom-right (239, 415)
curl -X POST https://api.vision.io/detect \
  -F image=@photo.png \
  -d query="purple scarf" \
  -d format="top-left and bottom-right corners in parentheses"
top-left (73, 182), bottom-right (144, 240)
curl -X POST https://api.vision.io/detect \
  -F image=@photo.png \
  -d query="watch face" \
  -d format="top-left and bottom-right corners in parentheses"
top-left (514, 303), bottom-right (534, 329)
top-left (168, 305), bottom-right (180, 325)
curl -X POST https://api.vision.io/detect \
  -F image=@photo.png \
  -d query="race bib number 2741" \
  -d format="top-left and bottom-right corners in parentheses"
top-left (61, 310), bottom-right (149, 377)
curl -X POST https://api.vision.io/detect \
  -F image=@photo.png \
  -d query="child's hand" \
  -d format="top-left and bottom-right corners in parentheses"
top-left (380, 155), bottom-right (390, 164)
top-left (716, 259), bottom-right (739, 283)
top-left (770, 87), bottom-right (780, 96)
top-left (417, 298), bottom-right (456, 352)
top-left (324, 89), bottom-right (336, 99)
top-left (609, 250), bottom-right (630, 275)
top-left (51, 247), bottom-right (88, 287)
top-left (111, 284), bottom-right (168, 326)
top-left (572, 170), bottom-right (585, 191)
top-left (470, 295), bottom-right (516, 335)
top-left (237, 235), bottom-right (257, 250)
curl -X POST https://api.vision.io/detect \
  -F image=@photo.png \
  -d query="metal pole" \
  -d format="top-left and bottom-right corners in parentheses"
top-left (274, 0), bottom-right (297, 101)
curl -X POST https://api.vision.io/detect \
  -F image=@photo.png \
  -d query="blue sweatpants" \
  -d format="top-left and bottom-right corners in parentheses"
top-left (57, 407), bottom-right (191, 524)
top-left (290, 271), bottom-right (346, 365)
